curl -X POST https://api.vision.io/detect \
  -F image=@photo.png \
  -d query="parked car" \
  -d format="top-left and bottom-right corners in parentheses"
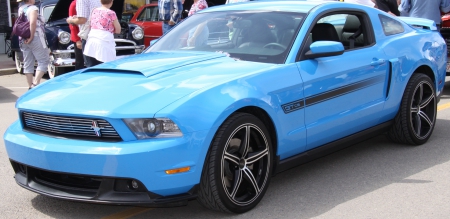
top-left (4, 1), bottom-right (446, 213)
top-left (129, 3), bottom-right (162, 47)
top-left (130, 3), bottom-right (190, 48)
top-left (11, 0), bottom-right (145, 77)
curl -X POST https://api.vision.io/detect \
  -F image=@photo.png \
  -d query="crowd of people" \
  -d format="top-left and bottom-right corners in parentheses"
top-left (13, 0), bottom-right (450, 90)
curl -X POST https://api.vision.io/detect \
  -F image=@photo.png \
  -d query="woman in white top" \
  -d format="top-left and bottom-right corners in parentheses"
top-left (83, 0), bottom-right (121, 66)
top-left (18, 0), bottom-right (49, 90)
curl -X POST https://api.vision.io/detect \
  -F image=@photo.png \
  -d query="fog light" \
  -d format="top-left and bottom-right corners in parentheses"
top-left (165, 166), bottom-right (190, 174)
top-left (131, 180), bottom-right (139, 189)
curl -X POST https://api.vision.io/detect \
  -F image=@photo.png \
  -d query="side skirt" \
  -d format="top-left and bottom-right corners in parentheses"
top-left (274, 121), bottom-right (393, 174)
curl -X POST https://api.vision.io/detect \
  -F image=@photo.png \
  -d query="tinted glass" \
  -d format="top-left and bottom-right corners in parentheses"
top-left (137, 6), bottom-right (159, 22)
top-left (146, 11), bottom-right (305, 64)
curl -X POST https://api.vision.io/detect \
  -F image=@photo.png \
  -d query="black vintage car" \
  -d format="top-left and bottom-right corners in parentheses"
top-left (11, 0), bottom-right (145, 77)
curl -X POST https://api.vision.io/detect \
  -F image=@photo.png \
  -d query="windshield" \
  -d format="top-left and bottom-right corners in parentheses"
top-left (146, 11), bottom-right (305, 64)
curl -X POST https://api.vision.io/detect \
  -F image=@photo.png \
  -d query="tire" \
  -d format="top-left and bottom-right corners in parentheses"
top-left (388, 73), bottom-right (437, 145)
top-left (197, 113), bottom-right (273, 213)
top-left (14, 51), bottom-right (24, 74)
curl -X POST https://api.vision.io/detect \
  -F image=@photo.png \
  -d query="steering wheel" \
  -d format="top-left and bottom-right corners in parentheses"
top-left (263, 43), bottom-right (287, 50)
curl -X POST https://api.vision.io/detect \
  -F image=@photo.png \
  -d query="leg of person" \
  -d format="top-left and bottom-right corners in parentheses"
top-left (162, 22), bottom-right (175, 35)
top-left (21, 42), bottom-right (36, 88)
top-left (82, 39), bottom-right (92, 67)
top-left (27, 34), bottom-right (49, 86)
top-left (74, 41), bottom-right (84, 70)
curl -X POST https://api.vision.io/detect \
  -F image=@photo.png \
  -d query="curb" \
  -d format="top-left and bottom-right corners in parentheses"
top-left (0, 68), bottom-right (18, 76)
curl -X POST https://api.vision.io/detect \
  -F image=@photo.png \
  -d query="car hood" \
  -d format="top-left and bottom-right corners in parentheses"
top-left (16, 52), bottom-right (274, 118)
top-left (48, 0), bottom-right (125, 22)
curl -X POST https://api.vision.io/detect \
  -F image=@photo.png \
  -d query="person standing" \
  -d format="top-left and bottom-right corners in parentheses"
top-left (407, 0), bottom-right (450, 30)
top-left (158, 0), bottom-right (183, 34)
top-left (375, 0), bottom-right (400, 16)
top-left (17, 0), bottom-right (49, 89)
top-left (66, 0), bottom-right (102, 67)
top-left (83, 0), bottom-right (121, 66)
top-left (68, 0), bottom-right (84, 70)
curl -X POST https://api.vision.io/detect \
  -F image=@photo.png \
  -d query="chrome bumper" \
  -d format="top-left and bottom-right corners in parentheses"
top-left (51, 39), bottom-right (145, 67)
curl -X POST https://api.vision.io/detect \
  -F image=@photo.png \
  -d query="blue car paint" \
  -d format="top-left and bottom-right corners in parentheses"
top-left (309, 41), bottom-right (345, 54)
top-left (4, 0), bottom-right (447, 202)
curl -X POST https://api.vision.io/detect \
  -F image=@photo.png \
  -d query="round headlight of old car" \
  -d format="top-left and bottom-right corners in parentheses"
top-left (132, 27), bottom-right (144, 40)
top-left (58, 31), bottom-right (71, 44)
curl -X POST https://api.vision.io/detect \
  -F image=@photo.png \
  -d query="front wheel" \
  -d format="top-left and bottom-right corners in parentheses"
top-left (388, 73), bottom-right (437, 145)
top-left (197, 113), bottom-right (273, 213)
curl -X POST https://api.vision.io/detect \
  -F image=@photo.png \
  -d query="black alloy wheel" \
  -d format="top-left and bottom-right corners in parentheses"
top-left (388, 73), bottom-right (437, 145)
top-left (198, 113), bottom-right (273, 213)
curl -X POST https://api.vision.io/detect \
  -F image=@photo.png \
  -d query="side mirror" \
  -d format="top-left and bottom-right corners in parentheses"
top-left (305, 41), bottom-right (344, 59)
top-left (150, 38), bottom-right (160, 47)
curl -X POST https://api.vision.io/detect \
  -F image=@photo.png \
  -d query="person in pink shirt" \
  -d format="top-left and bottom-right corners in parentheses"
top-left (83, 0), bottom-right (121, 66)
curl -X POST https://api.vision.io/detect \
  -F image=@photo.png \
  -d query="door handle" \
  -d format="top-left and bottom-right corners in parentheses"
top-left (371, 59), bottom-right (386, 66)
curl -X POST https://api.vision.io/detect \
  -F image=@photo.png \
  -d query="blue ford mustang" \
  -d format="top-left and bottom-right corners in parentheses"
top-left (3, 0), bottom-right (446, 213)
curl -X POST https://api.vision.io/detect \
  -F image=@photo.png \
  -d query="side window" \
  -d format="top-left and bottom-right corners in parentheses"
top-left (137, 6), bottom-right (159, 22)
top-left (308, 13), bottom-right (371, 51)
top-left (379, 15), bottom-right (404, 35)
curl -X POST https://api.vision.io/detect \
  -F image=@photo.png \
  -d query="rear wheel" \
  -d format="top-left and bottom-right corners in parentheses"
top-left (197, 113), bottom-right (273, 213)
top-left (388, 73), bottom-right (436, 145)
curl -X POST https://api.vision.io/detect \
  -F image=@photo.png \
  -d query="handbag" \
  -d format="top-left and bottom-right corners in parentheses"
top-left (12, 5), bottom-right (31, 39)
top-left (77, 8), bottom-right (96, 40)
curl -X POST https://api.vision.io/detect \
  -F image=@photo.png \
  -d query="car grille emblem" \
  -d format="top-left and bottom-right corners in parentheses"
top-left (90, 120), bottom-right (104, 137)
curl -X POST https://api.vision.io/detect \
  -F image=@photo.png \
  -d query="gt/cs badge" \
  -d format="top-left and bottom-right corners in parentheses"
top-left (281, 99), bottom-right (304, 114)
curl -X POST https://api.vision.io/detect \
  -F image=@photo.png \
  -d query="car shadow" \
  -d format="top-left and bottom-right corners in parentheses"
top-left (29, 118), bottom-right (450, 218)
top-left (0, 86), bottom-right (20, 104)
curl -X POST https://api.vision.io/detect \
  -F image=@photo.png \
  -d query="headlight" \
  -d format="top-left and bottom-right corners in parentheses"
top-left (123, 118), bottom-right (182, 139)
top-left (132, 27), bottom-right (144, 40)
top-left (58, 31), bottom-right (71, 44)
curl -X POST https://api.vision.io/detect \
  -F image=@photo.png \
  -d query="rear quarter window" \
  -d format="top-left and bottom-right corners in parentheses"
top-left (379, 15), bottom-right (404, 36)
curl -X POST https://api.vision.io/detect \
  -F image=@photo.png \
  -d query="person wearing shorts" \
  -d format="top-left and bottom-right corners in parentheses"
top-left (18, 0), bottom-right (49, 89)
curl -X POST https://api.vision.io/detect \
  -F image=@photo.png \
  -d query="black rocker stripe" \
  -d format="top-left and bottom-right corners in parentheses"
top-left (281, 75), bottom-right (384, 114)
top-left (305, 75), bottom-right (385, 107)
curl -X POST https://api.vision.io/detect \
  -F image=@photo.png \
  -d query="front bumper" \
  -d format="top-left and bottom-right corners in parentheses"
top-left (10, 160), bottom-right (197, 207)
top-left (4, 120), bottom-right (210, 205)
top-left (51, 39), bottom-right (145, 68)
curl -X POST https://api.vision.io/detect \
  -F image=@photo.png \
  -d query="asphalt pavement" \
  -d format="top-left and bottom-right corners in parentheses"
top-left (0, 53), bottom-right (17, 76)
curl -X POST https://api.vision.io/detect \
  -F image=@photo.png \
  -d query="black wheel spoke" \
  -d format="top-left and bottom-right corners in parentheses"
top-left (239, 126), bottom-right (251, 157)
top-left (242, 167), bottom-right (260, 194)
top-left (419, 93), bottom-right (435, 109)
top-left (246, 148), bottom-right (268, 165)
top-left (413, 113), bottom-right (421, 136)
top-left (230, 169), bottom-right (243, 199)
top-left (224, 152), bottom-right (240, 166)
top-left (418, 111), bottom-right (433, 128)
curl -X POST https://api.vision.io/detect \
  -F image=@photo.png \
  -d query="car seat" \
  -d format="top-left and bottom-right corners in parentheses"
top-left (311, 23), bottom-right (340, 42)
top-left (341, 15), bottom-right (364, 49)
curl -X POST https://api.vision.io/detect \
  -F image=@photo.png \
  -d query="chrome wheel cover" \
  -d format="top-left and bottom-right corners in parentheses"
top-left (410, 80), bottom-right (436, 140)
top-left (221, 123), bottom-right (270, 206)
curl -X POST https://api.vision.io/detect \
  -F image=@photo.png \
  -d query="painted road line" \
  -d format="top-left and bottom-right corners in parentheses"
top-left (101, 207), bottom-right (152, 219)
top-left (438, 102), bottom-right (450, 111)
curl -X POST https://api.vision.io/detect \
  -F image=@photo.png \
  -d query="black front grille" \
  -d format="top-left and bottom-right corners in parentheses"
top-left (22, 112), bottom-right (122, 141)
top-left (35, 168), bottom-right (102, 191)
top-left (116, 40), bottom-right (137, 56)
